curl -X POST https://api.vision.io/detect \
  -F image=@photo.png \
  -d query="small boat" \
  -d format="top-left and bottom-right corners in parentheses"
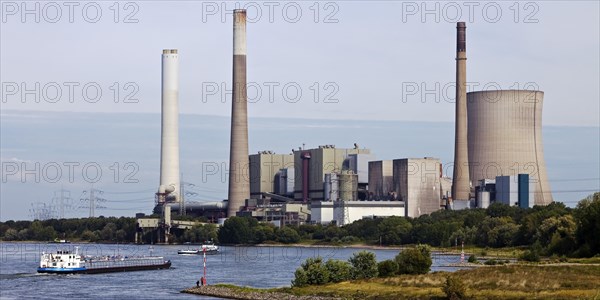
top-left (38, 247), bottom-right (171, 274)
top-left (178, 241), bottom-right (219, 255)
top-left (49, 239), bottom-right (70, 244)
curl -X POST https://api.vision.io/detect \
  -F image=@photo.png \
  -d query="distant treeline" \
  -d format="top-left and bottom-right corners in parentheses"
top-left (2, 192), bottom-right (598, 258)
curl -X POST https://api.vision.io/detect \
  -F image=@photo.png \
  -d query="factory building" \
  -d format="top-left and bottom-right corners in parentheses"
top-left (467, 90), bottom-right (553, 205)
top-left (393, 157), bottom-right (442, 218)
top-left (496, 174), bottom-right (536, 208)
top-left (368, 160), bottom-right (395, 200)
top-left (238, 199), bottom-right (310, 225)
top-left (293, 145), bottom-right (372, 202)
top-left (249, 151), bottom-right (294, 199)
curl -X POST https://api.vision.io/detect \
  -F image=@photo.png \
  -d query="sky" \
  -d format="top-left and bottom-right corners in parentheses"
top-left (1, 1), bottom-right (599, 220)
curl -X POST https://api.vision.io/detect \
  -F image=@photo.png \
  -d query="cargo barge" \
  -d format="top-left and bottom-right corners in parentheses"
top-left (37, 247), bottom-right (171, 274)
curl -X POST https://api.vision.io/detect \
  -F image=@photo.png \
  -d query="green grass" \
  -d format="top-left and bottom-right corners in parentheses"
top-left (277, 265), bottom-right (600, 299)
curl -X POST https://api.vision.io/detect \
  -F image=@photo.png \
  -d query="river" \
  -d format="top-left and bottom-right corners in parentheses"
top-left (0, 243), bottom-right (467, 299)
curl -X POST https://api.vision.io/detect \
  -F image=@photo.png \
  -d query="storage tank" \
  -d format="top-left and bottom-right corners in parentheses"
top-left (324, 173), bottom-right (339, 201)
top-left (338, 170), bottom-right (358, 201)
top-left (467, 90), bottom-right (553, 205)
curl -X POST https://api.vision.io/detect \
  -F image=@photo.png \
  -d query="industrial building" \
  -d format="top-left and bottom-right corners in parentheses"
top-left (368, 160), bottom-right (394, 200)
top-left (237, 198), bottom-right (310, 225)
top-left (249, 151), bottom-right (294, 199)
top-left (393, 157), bottom-right (443, 218)
top-left (467, 90), bottom-right (553, 205)
top-left (293, 145), bottom-right (372, 202)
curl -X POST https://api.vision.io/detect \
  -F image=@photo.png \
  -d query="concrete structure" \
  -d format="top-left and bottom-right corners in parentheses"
top-left (368, 160), bottom-right (394, 200)
top-left (238, 200), bottom-right (310, 225)
top-left (249, 151), bottom-right (294, 199)
top-left (310, 201), bottom-right (334, 224)
top-left (274, 167), bottom-right (295, 196)
top-left (347, 153), bottom-right (376, 184)
top-left (393, 157), bottom-right (442, 218)
top-left (332, 201), bottom-right (405, 225)
top-left (496, 175), bottom-right (535, 208)
top-left (338, 170), bottom-right (358, 201)
top-left (158, 49), bottom-right (181, 203)
top-left (293, 145), bottom-right (371, 202)
top-left (452, 21), bottom-right (471, 201)
top-left (227, 9), bottom-right (250, 216)
top-left (467, 90), bottom-right (553, 205)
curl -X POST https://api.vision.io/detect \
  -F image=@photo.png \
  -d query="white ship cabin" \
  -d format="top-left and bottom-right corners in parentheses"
top-left (40, 248), bottom-right (84, 269)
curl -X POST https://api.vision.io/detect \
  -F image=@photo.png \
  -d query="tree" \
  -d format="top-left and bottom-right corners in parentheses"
top-left (574, 193), bottom-right (600, 257)
top-left (396, 244), bottom-right (432, 275)
top-left (536, 215), bottom-right (577, 255)
top-left (378, 217), bottom-right (412, 245)
top-left (3, 228), bottom-right (18, 241)
top-left (377, 260), bottom-right (399, 277)
top-left (292, 256), bottom-right (330, 286)
top-left (476, 217), bottom-right (519, 247)
top-left (276, 226), bottom-right (301, 244)
top-left (101, 223), bottom-right (117, 241)
top-left (349, 251), bottom-right (378, 279)
top-left (325, 259), bottom-right (352, 282)
top-left (442, 276), bottom-right (467, 300)
top-left (218, 217), bottom-right (257, 244)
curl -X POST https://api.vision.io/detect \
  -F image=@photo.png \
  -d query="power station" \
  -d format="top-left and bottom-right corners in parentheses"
top-left (140, 19), bottom-right (556, 237)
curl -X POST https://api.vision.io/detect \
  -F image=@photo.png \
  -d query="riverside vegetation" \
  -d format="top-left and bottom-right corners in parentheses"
top-left (2, 193), bottom-right (599, 261)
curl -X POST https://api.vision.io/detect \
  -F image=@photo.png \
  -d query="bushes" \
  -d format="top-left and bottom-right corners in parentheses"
top-left (291, 257), bottom-right (330, 287)
top-left (292, 251), bottom-right (378, 287)
top-left (467, 255), bottom-right (478, 263)
top-left (442, 276), bottom-right (467, 300)
top-left (520, 242), bottom-right (542, 262)
top-left (349, 251), bottom-right (379, 279)
top-left (325, 259), bottom-right (352, 283)
top-left (396, 245), bottom-right (432, 275)
top-left (377, 260), bottom-right (398, 277)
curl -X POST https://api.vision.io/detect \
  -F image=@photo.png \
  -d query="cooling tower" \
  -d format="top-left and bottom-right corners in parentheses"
top-left (467, 90), bottom-right (553, 205)
top-left (227, 9), bottom-right (250, 217)
top-left (159, 49), bottom-right (180, 202)
top-left (451, 22), bottom-right (471, 201)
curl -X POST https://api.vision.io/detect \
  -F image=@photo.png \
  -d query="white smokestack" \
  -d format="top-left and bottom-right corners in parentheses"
top-left (159, 49), bottom-right (180, 202)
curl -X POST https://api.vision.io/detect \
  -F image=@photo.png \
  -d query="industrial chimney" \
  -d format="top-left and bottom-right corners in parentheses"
top-left (451, 22), bottom-right (470, 201)
top-left (158, 49), bottom-right (181, 203)
top-left (227, 9), bottom-right (250, 217)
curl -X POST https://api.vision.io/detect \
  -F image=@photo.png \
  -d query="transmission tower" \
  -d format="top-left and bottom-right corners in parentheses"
top-left (80, 187), bottom-right (107, 218)
top-left (51, 188), bottom-right (73, 219)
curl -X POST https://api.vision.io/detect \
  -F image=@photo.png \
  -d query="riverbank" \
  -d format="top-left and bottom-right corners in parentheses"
top-left (181, 285), bottom-right (340, 300)
top-left (183, 264), bottom-right (600, 299)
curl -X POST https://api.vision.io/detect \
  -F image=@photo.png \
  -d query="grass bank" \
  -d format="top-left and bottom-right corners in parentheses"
top-left (285, 264), bottom-right (600, 299)
top-left (184, 265), bottom-right (600, 299)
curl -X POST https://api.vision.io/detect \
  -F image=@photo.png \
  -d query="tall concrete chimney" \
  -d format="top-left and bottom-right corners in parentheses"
top-left (227, 9), bottom-right (250, 217)
top-left (159, 49), bottom-right (181, 202)
top-left (451, 22), bottom-right (470, 201)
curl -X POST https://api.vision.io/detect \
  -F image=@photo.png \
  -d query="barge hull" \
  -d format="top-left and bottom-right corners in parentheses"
top-left (37, 261), bottom-right (171, 274)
